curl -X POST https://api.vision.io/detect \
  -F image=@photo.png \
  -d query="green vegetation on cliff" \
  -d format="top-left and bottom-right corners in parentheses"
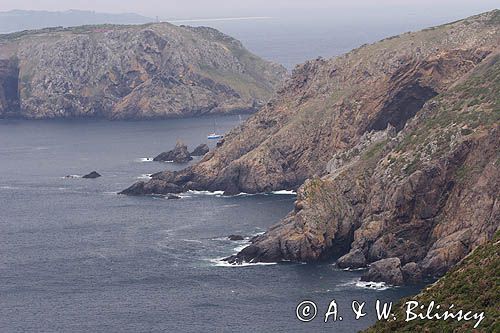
top-left (366, 232), bottom-right (500, 332)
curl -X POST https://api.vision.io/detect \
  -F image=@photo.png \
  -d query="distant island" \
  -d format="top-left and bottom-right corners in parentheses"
top-left (0, 23), bottom-right (286, 119)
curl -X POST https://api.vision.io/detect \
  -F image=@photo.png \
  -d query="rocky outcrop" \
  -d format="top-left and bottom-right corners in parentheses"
top-left (337, 249), bottom-right (367, 269)
top-left (228, 235), bottom-right (244, 241)
top-left (82, 171), bottom-right (101, 178)
top-left (123, 11), bottom-right (500, 284)
top-left (154, 142), bottom-right (192, 163)
top-left (190, 144), bottom-right (209, 157)
top-left (361, 258), bottom-right (404, 285)
top-left (0, 23), bottom-right (286, 119)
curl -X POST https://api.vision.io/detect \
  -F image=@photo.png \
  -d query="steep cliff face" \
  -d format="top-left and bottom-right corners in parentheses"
top-left (123, 11), bottom-right (499, 283)
top-left (230, 54), bottom-right (499, 280)
top-left (0, 58), bottom-right (19, 115)
top-left (0, 24), bottom-right (286, 119)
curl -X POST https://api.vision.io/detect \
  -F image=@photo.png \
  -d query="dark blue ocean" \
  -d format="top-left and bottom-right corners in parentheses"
top-left (0, 117), bottom-right (423, 332)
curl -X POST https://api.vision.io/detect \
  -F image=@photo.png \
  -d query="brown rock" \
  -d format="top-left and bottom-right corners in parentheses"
top-left (401, 262), bottom-right (423, 284)
top-left (337, 249), bottom-right (367, 269)
top-left (361, 258), bottom-right (404, 285)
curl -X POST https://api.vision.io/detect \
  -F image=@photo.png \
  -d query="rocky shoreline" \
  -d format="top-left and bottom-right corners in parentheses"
top-left (121, 10), bottom-right (500, 285)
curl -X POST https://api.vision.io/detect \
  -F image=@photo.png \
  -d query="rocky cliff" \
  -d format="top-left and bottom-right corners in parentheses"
top-left (0, 24), bottom-right (286, 119)
top-left (122, 11), bottom-right (500, 284)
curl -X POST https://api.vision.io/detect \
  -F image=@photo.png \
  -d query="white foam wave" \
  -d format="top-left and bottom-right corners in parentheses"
top-left (337, 278), bottom-right (392, 290)
top-left (208, 258), bottom-right (277, 267)
top-left (187, 190), bottom-right (224, 196)
top-left (341, 267), bottom-right (366, 271)
top-left (355, 280), bottom-right (390, 290)
top-left (181, 239), bottom-right (204, 244)
top-left (62, 175), bottom-right (82, 179)
top-left (135, 157), bottom-right (154, 162)
top-left (271, 190), bottom-right (297, 195)
top-left (137, 174), bottom-right (152, 180)
top-left (0, 185), bottom-right (21, 190)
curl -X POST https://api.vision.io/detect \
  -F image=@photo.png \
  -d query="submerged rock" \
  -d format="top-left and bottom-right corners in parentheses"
top-left (228, 235), bottom-right (244, 241)
top-left (82, 171), bottom-right (101, 179)
top-left (153, 142), bottom-right (193, 163)
top-left (190, 144), bottom-right (209, 156)
top-left (167, 194), bottom-right (181, 200)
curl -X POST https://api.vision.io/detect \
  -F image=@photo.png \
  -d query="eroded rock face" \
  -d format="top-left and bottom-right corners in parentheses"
top-left (230, 54), bottom-right (500, 283)
top-left (0, 24), bottom-right (286, 119)
top-left (122, 11), bottom-right (500, 284)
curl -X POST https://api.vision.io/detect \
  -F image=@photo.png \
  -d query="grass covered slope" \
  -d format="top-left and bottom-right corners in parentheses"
top-left (365, 232), bottom-right (499, 332)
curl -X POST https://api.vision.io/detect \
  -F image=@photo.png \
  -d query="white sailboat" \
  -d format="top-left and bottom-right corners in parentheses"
top-left (207, 119), bottom-right (224, 140)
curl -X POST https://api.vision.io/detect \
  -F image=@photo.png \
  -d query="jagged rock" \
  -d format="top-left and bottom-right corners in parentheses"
top-left (224, 243), bottom-right (282, 265)
top-left (82, 171), bottom-right (101, 179)
top-left (119, 180), bottom-right (182, 196)
top-left (153, 142), bottom-right (193, 163)
top-left (337, 249), bottom-right (367, 269)
top-left (190, 144), bottom-right (209, 156)
top-left (0, 24), bottom-right (286, 119)
top-left (228, 235), bottom-right (244, 241)
top-left (361, 258), bottom-right (404, 285)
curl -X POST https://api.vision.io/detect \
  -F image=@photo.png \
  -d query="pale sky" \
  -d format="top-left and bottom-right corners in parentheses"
top-left (0, 0), bottom-right (498, 19)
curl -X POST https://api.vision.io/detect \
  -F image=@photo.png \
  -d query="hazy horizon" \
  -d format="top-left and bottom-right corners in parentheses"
top-left (0, 1), bottom-right (498, 21)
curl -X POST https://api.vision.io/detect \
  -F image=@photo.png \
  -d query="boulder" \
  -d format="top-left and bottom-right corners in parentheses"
top-left (228, 235), bottom-right (244, 241)
top-left (401, 262), bottom-right (423, 284)
top-left (153, 142), bottom-right (193, 163)
top-left (190, 144), bottom-right (209, 156)
top-left (82, 171), bottom-right (101, 179)
top-left (337, 249), bottom-right (367, 269)
top-left (361, 258), bottom-right (404, 285)
top-left (167, 194), bottom-right (181, 200)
